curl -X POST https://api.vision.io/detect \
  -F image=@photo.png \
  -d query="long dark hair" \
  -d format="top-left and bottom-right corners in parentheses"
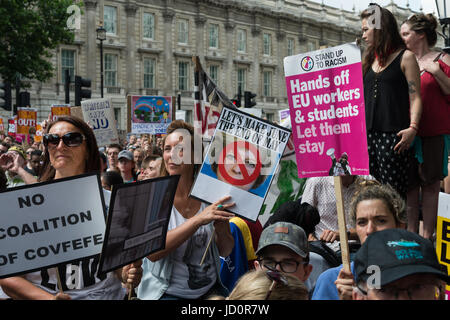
top-left (361, 4), bottom-right (405, 75)
top-left (40, 116), bottom-right (101, 181)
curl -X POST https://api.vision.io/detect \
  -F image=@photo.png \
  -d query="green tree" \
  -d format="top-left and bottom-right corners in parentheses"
top-left (0, 0), bottom-right (78, 83)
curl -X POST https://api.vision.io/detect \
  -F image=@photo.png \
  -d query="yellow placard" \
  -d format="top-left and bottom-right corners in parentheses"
top-left (34, 123), bottom-right (43, 143)
top-left (51, 105), bottom-right (71, 121)
top-left (17, 108), bottom-right (37, 135)
top-left (437, 192), bottom-right (450, 299)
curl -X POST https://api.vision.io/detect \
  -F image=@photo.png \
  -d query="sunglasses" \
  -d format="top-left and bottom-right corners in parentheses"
top-left (43, 132), bottom-right (86, 148)
top-left (264, 270), bottom-right (288, 300)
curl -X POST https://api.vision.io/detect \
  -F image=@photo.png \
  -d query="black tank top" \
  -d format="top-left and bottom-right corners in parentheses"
top-left (364, 50), bottom-right (410, 132)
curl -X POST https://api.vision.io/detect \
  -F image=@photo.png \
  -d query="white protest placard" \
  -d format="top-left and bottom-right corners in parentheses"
top-left (0, 173), bottom-right (106, 279)
top-left (190, 106), bottom-right (291, 222)
top-left (98, 175), bottom-right (179, 274)
top-left (81, 98), bottom-right (119, 147)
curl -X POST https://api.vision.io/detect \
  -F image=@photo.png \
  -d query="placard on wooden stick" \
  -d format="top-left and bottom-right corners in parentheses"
top-left (334, 176), bottom-right (351, 273)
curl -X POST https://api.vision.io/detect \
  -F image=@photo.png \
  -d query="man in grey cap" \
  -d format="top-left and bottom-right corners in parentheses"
top-left (118, 150), bottom-right (137, 183)
top-left (254, 221), bottom-right (313, 292)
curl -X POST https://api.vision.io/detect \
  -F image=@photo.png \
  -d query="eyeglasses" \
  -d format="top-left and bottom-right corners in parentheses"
top-left (43, 132), bottom-right (86, 148)
top-left (258, 258), bottom-right (307, 273)
top-left (264, 270), bottom-right (288, 300)
top-left (357, 283), bottom-right (442, 300)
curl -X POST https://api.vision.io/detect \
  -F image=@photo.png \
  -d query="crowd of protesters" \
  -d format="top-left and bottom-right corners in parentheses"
top-left (0, 3), bottom-right (449, 301)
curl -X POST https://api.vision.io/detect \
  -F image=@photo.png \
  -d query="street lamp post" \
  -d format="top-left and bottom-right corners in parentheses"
top-left (96, 24), bottom-right (106, 98)
top-left (435, 0), bottom-right (450, 53)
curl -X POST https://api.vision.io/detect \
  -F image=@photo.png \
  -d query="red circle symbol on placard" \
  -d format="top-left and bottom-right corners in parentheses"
top-left (218, 140), bottom-right (262, 186)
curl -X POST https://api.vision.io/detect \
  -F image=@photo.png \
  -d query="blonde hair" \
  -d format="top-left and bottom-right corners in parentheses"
top-left (209, 270), bottom-right (309, 300)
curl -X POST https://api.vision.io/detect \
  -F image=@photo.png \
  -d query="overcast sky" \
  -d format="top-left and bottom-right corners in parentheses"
top-left (310, 0), bottom-right (437, 14)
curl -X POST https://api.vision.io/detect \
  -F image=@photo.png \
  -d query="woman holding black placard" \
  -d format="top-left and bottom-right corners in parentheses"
top-left (0, 116), bottom-right (142, 300)
top-left (137, 120), bottom-right (235, 300)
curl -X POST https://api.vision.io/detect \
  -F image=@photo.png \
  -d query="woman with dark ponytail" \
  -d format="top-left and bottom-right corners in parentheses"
top-left (401, 13), bottom-right (450, 240)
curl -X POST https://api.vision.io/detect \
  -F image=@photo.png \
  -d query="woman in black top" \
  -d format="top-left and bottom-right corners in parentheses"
top-left (360, 4), bottom-right (422, 198)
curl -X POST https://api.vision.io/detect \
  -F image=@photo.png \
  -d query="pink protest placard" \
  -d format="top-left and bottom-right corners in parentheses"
top-left (284, 43), bottom-right (369, 178)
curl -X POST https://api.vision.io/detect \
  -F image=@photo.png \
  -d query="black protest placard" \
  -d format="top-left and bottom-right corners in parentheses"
top-left (0, 173), bottom-right (106, 279)
top-left (98, 175), bottom-right (180, 275)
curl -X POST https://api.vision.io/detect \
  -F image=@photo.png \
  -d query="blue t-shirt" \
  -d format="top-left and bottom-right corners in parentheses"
top-left (311, 261), bottom-right (355, 300)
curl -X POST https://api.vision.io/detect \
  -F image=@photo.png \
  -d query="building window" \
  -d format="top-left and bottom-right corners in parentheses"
top-left (177, 19), bottom-right (189, 44)
top-left (287, 38), bottom-right (295, 56)
top-left (263, 71), bottom-right (272, 97)
top-left (263, 33), bottom-right (272, 56)
top-left (61, 49), bottom-right (75, 83)
top-left (143, 58), bottom-right (155, 89)
top-left (114, 108), bottom-right (121, 129)
top-left (178, 61), bottom-right (189, 90)
top-left (105, 54), bottom-right (117, 87)
top-left (209, 65), bottom-right (218, 84)
top-left (237, 68), bottom-right (246, 94)
top-left (143, 12), bottom-right (155, 39)
top-left (104, 6), bottom-right (117, 35)
top-left (308, 40), bottom-right (316, 52)
top-left (209, 24), bottom-right (219, 49)
top-left (237, 29), bottom-right (246, 53)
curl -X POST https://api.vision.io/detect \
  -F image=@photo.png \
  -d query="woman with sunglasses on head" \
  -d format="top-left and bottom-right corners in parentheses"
top-left (360, 4), bottom-right (422, 199)
top-left (0, 116), bottom-right (142, 300)
top-left (400, 14), bottom-right (450, 241)
top-left (137, 120), bottom-right (235, 300)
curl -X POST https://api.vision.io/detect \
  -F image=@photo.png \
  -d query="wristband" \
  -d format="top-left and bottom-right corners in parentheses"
top-left (409, 125), bottom-right (418, 132)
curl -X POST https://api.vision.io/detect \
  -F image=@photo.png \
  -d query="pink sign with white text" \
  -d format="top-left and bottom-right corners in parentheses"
top-left (284, 43), bottom-right (369, 178)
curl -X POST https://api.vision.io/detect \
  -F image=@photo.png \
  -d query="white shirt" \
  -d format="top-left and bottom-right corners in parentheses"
top-left (165, 203), bottom-right (217, 299)
top-left (301, 176), bottom-right (357, 240)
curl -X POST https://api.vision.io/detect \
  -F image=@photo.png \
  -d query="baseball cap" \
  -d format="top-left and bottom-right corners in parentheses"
top-left (118, 150), bottom-right (133, 161)
top-left (256, 222), bottom-right (309, 258)
top-left (354, 229), bottom-right (450, 287)
top-left (8, 146), bottom-right (26, 159)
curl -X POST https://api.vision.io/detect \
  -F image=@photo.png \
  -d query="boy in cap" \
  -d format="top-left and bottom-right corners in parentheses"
top-left (118, 150), bottom-right (136, 183)
top-left (254, 221), bottom-right (313, 292)
top-left (353, 229), bottom-right (449, 300)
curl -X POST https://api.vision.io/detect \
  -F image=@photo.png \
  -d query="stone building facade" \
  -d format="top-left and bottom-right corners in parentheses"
top-left (1, 0), bottom-right (428, 131)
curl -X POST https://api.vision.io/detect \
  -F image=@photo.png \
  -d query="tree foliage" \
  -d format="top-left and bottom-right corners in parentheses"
top-left (0, 0), bottom-right (77, 83)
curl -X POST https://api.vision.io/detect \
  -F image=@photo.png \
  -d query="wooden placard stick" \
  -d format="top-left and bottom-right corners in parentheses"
top-left (334, 176), bottom-right (351, 273)
top-left (199, 229), bottom-right (215, 266)
top-left (55, 267), bottom-right (64, 293)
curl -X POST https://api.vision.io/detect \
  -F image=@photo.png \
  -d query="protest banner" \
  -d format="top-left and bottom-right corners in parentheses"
top-left (34, 123), bottom-right (43, 143)
top-left (279, 109), bottom-right (291, 128)
top-left (16, 108), bottom-right (37, 144)
top-left (284, 42), bottom-right (369, 178)
top-left (284, 42), bottom-right (370, 273)
top-left (51, 104), bottom-right (71, 121)
top-left (190, 105), bottom-right (290, 222)
top-left (16, 108), bottom-right (37, 135)
top-left (81, 98), bottom-right (119, 147)
top-left (437, 192), bottom-right (450, 300)
top-left (7, 117), bottom-right (16, 139)
top-left (0, 173), bottom-right (107, 279)
top-left (128, 95), bottom-right (173, 135)
top-left (98, 175), bottom-right (179, 275)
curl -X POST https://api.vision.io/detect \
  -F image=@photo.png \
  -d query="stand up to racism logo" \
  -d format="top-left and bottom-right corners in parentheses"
top-left (301, 56), bottom-right (314, 72)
